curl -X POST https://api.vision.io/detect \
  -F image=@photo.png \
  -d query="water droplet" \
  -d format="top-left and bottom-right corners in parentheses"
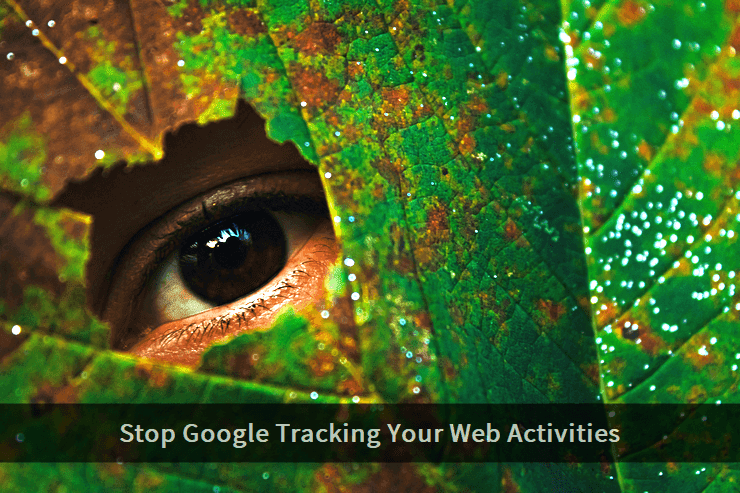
top-left (95, 150), bottom-right (105, 160)
top-left (11, 325), bottom-right (21, 335)
top-left (48, 20), bottom-right (55, 27)
top-left (59, 56), bottom-right (67, 64)
top-left (6, 52), bottom-right (14, 60)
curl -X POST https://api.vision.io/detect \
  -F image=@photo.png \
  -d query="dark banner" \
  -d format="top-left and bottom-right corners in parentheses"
top-left (0, 404), bottom-right (734, 462)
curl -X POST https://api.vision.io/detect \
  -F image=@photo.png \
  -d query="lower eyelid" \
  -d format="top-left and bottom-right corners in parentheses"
top-left (127, 223), bottom-right (338, 367)
top-left (137, 210), bottom-right (321, 329)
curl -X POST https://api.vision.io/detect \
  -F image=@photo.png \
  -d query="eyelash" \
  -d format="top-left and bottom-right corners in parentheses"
top-left (106, 171), bottom-right (328, 349)
top-left (134, 231), bottom-right (334, 351)
top-left (145, 266), bottom-right (307, 349)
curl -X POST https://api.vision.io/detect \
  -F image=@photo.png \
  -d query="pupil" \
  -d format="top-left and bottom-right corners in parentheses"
top-left (213, 235), bottom-right (248, 269)
top-left (178, 211), bottom-right (286, 305)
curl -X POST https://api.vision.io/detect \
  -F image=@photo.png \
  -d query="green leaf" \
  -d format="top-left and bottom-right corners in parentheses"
top-left (563, 0), bottom-right (740, 488)
top-left (1, 0), bottom-right (738, 490)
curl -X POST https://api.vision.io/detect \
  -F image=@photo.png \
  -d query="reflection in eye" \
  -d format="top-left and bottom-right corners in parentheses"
top-left (106, 170), bottom-right (337, 367)
top-left (178, 212), bottom-right (287, 305)
top-left (138, 208), bottom-right (325, 328)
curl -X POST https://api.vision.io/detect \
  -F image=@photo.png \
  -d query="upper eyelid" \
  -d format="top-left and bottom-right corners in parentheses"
top-left (103, 170), bottom-right (326, 345)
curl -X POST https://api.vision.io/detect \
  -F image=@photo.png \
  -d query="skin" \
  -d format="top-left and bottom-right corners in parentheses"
top-left (55, 101), bottom-right (338, 367)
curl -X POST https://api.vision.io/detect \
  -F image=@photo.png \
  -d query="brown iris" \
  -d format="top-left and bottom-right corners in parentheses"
top-left (178, 211), bottom-right (286, 305)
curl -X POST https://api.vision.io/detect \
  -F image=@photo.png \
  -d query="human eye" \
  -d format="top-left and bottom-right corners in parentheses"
top-left (112, 171), bottom-right (335, 367)
top-left (58, 105), bottom-right (337, 367)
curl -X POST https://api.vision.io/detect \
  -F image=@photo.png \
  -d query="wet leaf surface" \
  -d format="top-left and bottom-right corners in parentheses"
top-left (0, 0), bottom-right (736, 490)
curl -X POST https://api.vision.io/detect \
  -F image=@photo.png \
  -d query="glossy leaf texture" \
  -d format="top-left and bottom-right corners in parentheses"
top-left (564, 0), bottom-right (740, 489)
top-left (0, 0), bottom-right (728, 491)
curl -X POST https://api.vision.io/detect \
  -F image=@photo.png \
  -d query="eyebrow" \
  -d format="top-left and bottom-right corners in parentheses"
top-left (54, 100), bottom-right (314, 311)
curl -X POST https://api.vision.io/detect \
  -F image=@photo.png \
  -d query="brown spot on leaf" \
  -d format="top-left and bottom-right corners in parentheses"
top-left (426, 204), bottom-right (449, 234)
top-left (520, 136), bottom-right (534, 154)
top-left (683, 334), bottom-right (722, 370)
top-left (504, 218), bottom-right (521, 241)
top-left (441, 358), bottom-right (457, 380)
top-left (544, 44), bottom-right (560, 62)
top-left (0, 197), bottom-right (65, 311)
top-left (637, 140), bottom-right (654, 161)
top-left (500, 122), bottom-right (516, 133)
top-left (292, 22), bottom-right (341, 55)
top-left (336, 377), bottom-right (363, 396)
top-left (459, 133), bottom-right (476, 156)
top-left (590, 131), bottom-right (610, 154)
top-left (228, 9), bottom-right (266, 37)
top-left (686, 384), bottom-right (708, 403)
top-left (537, 299), bottom-right (565, 323)
top-left (617, 0), bottom-right (647, 26)
top-left (727, 0), bottom-right (740, 13)
top-left (595, 301), bottom-right (619, 328)
top-left (308, 351), bottom-right (336, 377)
top-left (228, 352), bottom-right (257, 380)
top-left (703, 152), bottom-right (724, 177)
top-left (719, 69), bottom-right (740, 94)
top-left (501, 467), bottom-right (521, 493)
top-left (632, 322), bottom-right (664, 356)
top-left (694, 97), bottom-right (713, 115)
top-left (30, 382), bottom-right (79, 404)
top-left (290, 64), bottom-right (341, 113)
